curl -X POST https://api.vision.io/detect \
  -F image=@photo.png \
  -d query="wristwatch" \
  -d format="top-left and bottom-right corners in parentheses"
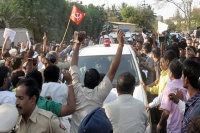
top-left (74, 40), bottom-right (80, 44)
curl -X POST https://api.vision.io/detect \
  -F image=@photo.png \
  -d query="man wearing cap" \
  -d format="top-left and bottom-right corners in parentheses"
top-left (15, 78), bottom-right (66, 133)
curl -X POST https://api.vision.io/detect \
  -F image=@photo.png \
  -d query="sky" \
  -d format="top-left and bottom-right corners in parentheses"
top-left (80, 0), bottom-right (200, 20)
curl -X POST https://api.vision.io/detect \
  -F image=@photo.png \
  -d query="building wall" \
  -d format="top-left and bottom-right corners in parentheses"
top-left (0, 28), bottom-right (33, 49)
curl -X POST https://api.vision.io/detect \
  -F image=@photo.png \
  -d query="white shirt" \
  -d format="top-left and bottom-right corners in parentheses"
top-left (40, 82), bottom-right (70, 131)
top-left (103, 91), bottom-right (117, 105)
top-left (0, 91), bottom-right (16, 105)
top-left (70, 66), bottom-right (112, 133)
top-left (103, 94), bottom-right (148, 133)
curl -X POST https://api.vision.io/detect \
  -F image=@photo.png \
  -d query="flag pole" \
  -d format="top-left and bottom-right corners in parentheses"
top-left (61, 5), bottom-right (75, 43)
top-left (61, 18), bottom-right (71, 43)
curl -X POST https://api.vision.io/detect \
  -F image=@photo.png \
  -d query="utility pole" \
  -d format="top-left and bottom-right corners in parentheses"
top-left (142, 0), bottom-right (148, 7)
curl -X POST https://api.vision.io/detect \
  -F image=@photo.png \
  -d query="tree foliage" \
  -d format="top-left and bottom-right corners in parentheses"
top-left (0, 0), bottom-right (107, 43)
top-left (121, 5), bottom-right (156, 29)
top-left (155, 0), bottom-right (193, 31)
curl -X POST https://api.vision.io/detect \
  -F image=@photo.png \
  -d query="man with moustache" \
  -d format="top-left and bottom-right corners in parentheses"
top-left (15, 78), bottom-right (66, 133)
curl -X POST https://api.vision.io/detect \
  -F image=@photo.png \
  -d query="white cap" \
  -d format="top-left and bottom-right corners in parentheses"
top-left (127, 38), bottom-right (133, 42)
top-left (9, 49), bottom-right (17, 57)
top-left (0, 104), bottom-right (18, 133)
top-left (33, 51), bottom-right (39, 58)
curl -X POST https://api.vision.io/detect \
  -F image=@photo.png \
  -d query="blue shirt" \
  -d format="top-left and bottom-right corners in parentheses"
top-left (181, 92), bottom-right (200, 133)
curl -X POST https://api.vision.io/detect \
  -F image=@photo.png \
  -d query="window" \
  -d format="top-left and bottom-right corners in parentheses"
top-left (78, 54), bottom-right (139, 87)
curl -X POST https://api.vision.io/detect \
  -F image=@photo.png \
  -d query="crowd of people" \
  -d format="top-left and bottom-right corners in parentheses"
top-left (0, 28), bottom-right (200, 133)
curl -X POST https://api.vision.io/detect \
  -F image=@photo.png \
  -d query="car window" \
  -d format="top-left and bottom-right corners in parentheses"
top-left (78, 54), bottom-right (139, 87)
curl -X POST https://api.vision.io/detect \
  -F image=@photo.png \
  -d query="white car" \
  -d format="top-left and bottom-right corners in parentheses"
top-left (78, 44), bottom-right (152, 133)
top-left (170, 32), bottom-right (184, 40)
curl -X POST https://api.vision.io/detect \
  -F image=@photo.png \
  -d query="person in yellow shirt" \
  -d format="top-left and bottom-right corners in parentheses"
top-left (142, 50), bottom-right (177, 95)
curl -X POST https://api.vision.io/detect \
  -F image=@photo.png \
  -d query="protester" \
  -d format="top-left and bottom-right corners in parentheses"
top-left (0, 66), bottom-right (16, 105)
top-left (70, 30), bottom-right (124, 133)
top-left (168, 57), bottom-right (200, 132)
top-left (157, 60), bottom-right (187, 133)
top-left (103, 72), bottom-right (148, 133)
top-left (151, 47), bottom-right (161, 80)
top-left (41, 65), bottom-right (71, 130)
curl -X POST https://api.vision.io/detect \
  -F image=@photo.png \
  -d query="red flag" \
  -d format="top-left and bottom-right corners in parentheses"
top-left (70, 5), bottom-right (86, 25)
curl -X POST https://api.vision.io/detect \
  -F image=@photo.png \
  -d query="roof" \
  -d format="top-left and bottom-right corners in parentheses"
top-left (79, 44), bottom-right (131, 56)
top-left (109, 21), bottom-right (136, 26)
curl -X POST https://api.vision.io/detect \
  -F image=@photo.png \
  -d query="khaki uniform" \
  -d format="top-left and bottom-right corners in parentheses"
top-left (16, 106), bottom-right (68, 133)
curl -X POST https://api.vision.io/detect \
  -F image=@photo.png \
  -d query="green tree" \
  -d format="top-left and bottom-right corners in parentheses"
top-left (191, 8), bottom-right (200, 29)
top-left (0, 0), bottom-right (23, 28)
top-left (165, 19), bottom-right (176, 31)
top-left (155, 0), bottom-right (193, 31)
top-left (121, 5), bottom-right (155, 29)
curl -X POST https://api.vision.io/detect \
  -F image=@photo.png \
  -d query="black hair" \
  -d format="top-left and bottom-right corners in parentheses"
top-left (11, 57), bottom-right (22, 70)
top-left (143, 43), bottom-right (152, 53)
top-left (171, 38), bottom-right (179, 44)
top-left (146, 37), bottom-right (153, 45)
top-left (169, 59), bottom-right (183, 79)
top-left (99, 73), bottom-right (106, 84)
top-left (152, 47), bottom-right (160, 58)
top-left (166, 44), bottom-right (180, 58)
top-left (2, 51), bottom-right (10, 59)
top-left (17, 78), bottom-right (39, 103)
top-left (84, 68), bottom-right (100, 89)
top-left (136, 41), bottom-right (143, 45)
top-left (0, 66), bottom-right (9, 87)
top-left (44, 65), bottom-right (59, 83)
top-left (183, 57), bottom-right (200, 89)
top-left (26, 70), bottom-right (43, 91)
top-left (163, 50), bottom-right (177, 63)
top-left (178, 41), bottom-right (187, 50)
top-left (117, 72), bottom-right (135, 94)
top-left (11, 70), bottom-right (25, 88)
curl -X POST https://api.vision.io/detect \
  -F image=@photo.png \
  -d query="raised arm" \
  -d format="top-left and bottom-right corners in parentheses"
top-left (106, 30), bottom-right (124, 82)
top-left (71, 31), bottom-right (85, 66)
top-left (27, 46), bottom-right (34, 73)
top-left (60, 70), bottom-right (76, 116)
top-left (43, 32), bottom-right (47, 53)
top-left (2, 37), bottom-right (9, 53)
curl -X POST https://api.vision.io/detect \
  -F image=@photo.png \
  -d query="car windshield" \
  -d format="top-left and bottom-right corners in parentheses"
top-left (78, 54), bottom-right (139, 87)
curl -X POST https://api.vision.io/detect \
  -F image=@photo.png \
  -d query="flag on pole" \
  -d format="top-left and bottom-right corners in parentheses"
top-left (70, 5), bottom-right (86, 25)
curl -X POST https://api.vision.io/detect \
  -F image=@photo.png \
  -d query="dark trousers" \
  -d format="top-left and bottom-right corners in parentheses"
top-left (147, 93), bottom-right (166, 133)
